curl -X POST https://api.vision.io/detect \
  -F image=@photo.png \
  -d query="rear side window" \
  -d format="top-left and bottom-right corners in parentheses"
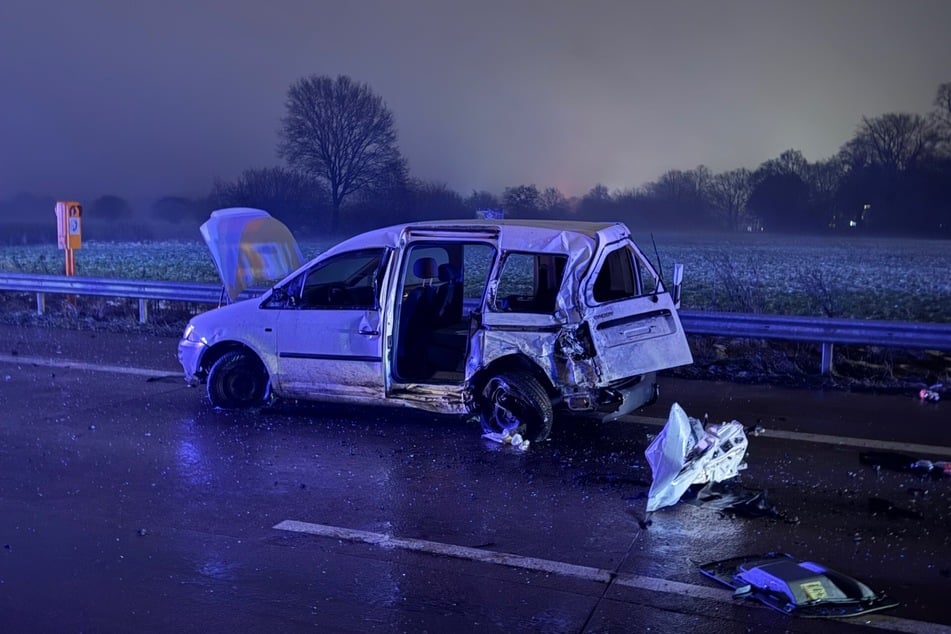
top-left (593, 247), bottom-right (639, 303)
top-left (493, 252), bottom-right (567, 313)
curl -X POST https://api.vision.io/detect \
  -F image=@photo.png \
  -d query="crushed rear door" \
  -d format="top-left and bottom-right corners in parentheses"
top-left (582, 240), bottom-right (693, 382)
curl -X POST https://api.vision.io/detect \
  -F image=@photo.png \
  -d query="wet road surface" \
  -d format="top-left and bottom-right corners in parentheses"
top-left (1, 324), bottom-right (949, 633)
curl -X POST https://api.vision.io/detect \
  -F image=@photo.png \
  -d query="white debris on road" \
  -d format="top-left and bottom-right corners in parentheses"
top-left (482, 430), bottom-right (531, 451)
top-left (644, 402), bottom-right (748, 512)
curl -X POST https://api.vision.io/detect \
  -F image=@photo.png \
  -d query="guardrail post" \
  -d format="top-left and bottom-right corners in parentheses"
top-left (35, 292), bottom-right (45, 315)
top-left (138, 299), bottom-right (148, 324)
top-left (820, 342), bottom-right (834, 375)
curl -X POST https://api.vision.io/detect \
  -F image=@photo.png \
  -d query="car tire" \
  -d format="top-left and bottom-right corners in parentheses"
top-left (206, 350), bottom-right (269, 410)
top-left (480, 372), bottom-right (553, 442)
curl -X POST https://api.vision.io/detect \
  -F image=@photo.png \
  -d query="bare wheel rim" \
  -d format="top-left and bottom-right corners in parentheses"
top-left (482, 377), bottom-right (527, 435)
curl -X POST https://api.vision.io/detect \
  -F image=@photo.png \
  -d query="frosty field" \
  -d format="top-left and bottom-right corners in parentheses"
top-left (1, 231), bottom-right (949, 323)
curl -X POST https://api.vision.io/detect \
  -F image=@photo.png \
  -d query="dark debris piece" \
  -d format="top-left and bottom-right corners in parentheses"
top-left (868, 497), bottom-right (923, 520)
top-left (860, 451), bottom-right (951, 479)
top-left (681, 480), bottom-right (787, 520)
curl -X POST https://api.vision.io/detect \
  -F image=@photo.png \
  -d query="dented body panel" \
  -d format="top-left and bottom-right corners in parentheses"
top-left (179, 219), bottom-right (693, 427)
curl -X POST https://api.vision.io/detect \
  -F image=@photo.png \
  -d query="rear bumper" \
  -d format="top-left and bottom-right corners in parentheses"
top-left (563, 372), bottom-right (658, 419)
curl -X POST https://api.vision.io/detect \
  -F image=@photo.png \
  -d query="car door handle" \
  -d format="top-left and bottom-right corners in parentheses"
top-left (358, 329), bottom-right (380, 336)
top-left (621, 325), bottom-right (652, 337)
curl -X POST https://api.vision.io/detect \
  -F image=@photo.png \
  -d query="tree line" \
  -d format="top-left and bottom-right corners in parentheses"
top-left (2, 77), bottom-right (949, 243)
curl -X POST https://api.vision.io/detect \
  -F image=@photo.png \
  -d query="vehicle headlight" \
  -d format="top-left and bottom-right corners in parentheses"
top-left (182, 323), bottom-right (197, 341)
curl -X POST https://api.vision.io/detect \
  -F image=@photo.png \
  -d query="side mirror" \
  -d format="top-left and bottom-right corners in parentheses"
top-left (671, 263), bottom-right (684, 309)
top-left (269, 285), bottom-right (297, 307)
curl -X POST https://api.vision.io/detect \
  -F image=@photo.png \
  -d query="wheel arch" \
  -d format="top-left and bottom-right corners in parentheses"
top-left (471, 353), bottom-right (557, 401)
top-left (198, 341), bottom-right (264, 380)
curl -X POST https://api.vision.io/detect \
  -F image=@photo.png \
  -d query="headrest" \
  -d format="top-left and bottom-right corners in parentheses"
top-left (413, 257), bottom-right (438, 279)
top-left (438, 263), bottom-right (461, 283)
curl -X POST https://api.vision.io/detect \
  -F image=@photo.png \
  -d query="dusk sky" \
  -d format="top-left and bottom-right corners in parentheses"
top-left (2, 0), bottom-right (950, 209)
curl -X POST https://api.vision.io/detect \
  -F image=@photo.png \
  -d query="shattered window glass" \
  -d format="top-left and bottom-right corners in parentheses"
top-left (493, 252), bottom-right (567, 313)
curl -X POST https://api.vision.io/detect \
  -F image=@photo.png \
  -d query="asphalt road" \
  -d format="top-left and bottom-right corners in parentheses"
top-left (1, 324), bottom-right (949, 633)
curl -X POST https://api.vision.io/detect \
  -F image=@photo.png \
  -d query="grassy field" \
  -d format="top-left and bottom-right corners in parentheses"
top-left (639, 231), bottom-right (951, 322)
top-left (2, 231), bottom-right (949, 322)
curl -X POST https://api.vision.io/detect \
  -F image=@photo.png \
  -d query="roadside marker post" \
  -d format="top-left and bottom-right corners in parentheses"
top-left (54, 201), bottom-right (83, 304)
top-left (54, 201), bottom-right (83, 274)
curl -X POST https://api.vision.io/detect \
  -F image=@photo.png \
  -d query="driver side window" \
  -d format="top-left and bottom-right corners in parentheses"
top-left (298, 248), bottom-right (386, 309)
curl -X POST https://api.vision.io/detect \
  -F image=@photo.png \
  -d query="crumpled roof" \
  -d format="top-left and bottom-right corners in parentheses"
top-left (199, 208), bottom-right (303, 301)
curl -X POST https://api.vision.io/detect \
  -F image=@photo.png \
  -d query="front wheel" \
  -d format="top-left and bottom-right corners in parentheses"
top-left (479, 372), bottom-right (553, 442)
top-left (206, 350), bottom-right (269, 409)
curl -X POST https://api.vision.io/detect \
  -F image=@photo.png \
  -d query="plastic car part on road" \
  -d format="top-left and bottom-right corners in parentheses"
top-left (644, 402), bottom-right (748, 512)
top-left (699, 552), bottom-right (899, 618)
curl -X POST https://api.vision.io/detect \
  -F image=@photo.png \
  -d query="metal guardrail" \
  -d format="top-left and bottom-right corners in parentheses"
top-left (678, 310), bottom-right (951, 349)
top-left (678, 309), bottom-right (951, 374)
top-left (2, 272), bottom-right (951, 374)
top-left (0, 272), bottom-right (262, 324)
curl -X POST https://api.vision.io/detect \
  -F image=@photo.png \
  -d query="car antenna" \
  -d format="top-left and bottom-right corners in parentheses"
top-left (650, 233), bottom-right (663, 295)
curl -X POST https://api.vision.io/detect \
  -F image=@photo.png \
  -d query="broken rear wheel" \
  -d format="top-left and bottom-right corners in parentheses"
top-left (480, 372), bottom-right (553, 442)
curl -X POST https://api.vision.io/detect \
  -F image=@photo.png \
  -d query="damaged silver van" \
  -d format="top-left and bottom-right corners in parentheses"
top-left (179, 219), bottom-right (693, 441)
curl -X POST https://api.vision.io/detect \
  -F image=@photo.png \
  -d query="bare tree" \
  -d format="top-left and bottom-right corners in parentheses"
top-left (578, 183), bottom-right (613, 218)
top-left (644, 166), bottom-right (713, 227)
top-left (756, 149), bottom-right (809, 179)
top-left (538, 187), bottom-right (569, 217)
top-left (843, 113), bottom-right (937, 171)
top-left (934, 82), bottom-right (951, 124)
top-left (806, 156), bottom-right (846, 229)
top-left (648, 168), bottom-right (708, 202)
top-left (278, 75), bottom-right (407, 232)
top-left (214, 167), bottom-right (328, 231)
top-left (502, 184), bottom-right (541, 217)
top-left (932, 82), bottom-right (951, 155)
top-left (706, 169), bottom-right (754, 231)
top-left (403, 179), bottom-right (467, 220)
top-left (749, 150), bottom-right (812, 231)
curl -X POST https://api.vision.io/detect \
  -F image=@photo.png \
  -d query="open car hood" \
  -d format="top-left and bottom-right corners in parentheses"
top-left (699, 552), bottom-right (899, 618)
top-left (199, 208), bottom-right (303, 301)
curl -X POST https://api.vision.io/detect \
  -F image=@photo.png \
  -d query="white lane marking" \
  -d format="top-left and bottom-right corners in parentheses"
top-left (626, 414), bottom-right (951, 458)
top-left (0, 354), bottom-right (174, 379)
top-left (274, 520), bottom-right (951, 633)
top-left (273, 519), bottom-right (613, 583)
